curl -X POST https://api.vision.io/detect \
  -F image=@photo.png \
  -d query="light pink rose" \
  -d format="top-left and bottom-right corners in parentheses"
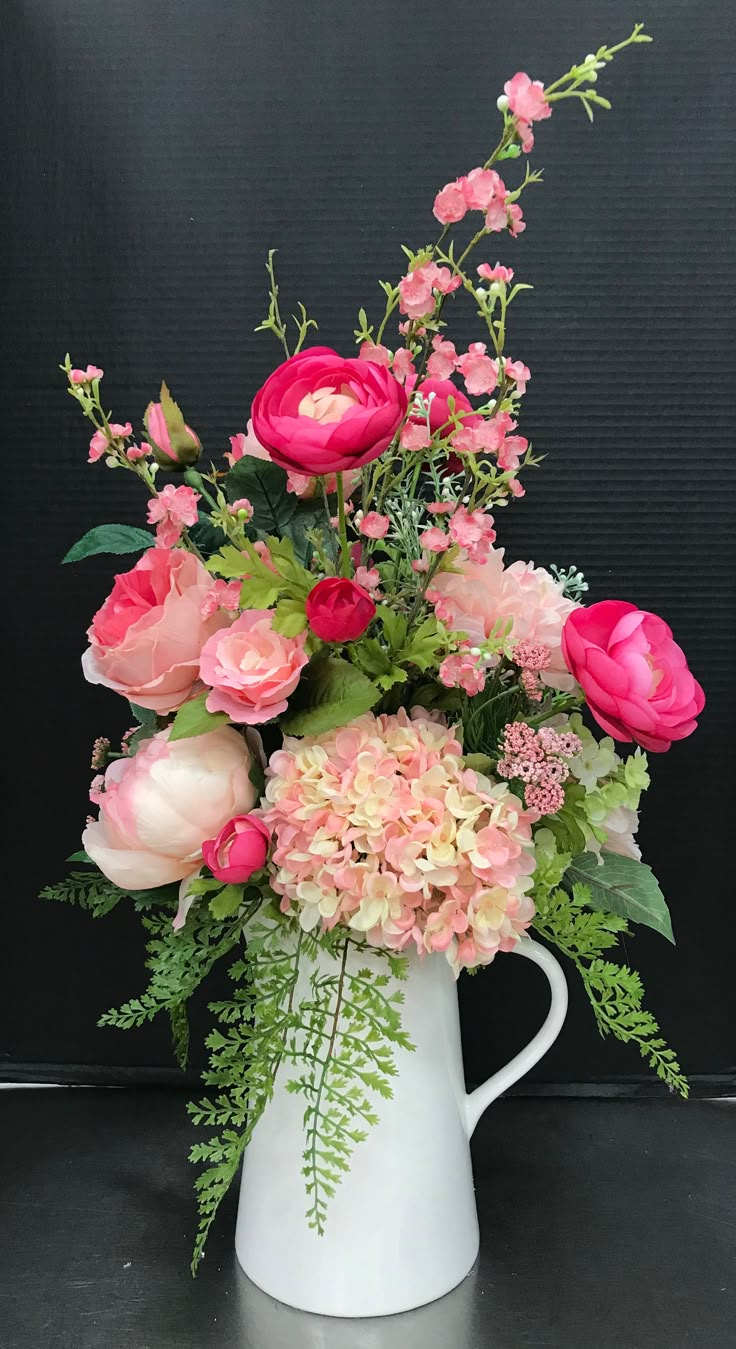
top-left (429, 547), bottom-right (578, 691)
top-left (200, 610), bottom-right (308, 724)
top-left (82, 548), bottom-right (228, 713)
top-left (82, 727), bottom-right (257, 889)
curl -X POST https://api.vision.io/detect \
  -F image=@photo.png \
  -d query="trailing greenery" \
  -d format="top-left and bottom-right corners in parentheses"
top-left (287, 941), bottom-right (414, 1234)
top-left (532, 882), bottom-right (688, 1097)
top-left (98, 902), bottom-right (253, 1034)
top-left (187, 920), bottom-right (306, 1272)
top-left (39, 869), bottom-right (126, 918)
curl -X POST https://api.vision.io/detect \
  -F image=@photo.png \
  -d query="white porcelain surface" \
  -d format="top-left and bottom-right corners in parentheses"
top-left (235, 935), bottom-right (567, 1318)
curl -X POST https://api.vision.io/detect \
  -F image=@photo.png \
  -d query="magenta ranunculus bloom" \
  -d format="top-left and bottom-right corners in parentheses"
top-left (82, 548), bottom-right (229, 713)
top-left (250, 347), bottom-right (407, 477)
top-left (202, 814), bottom-right (271, 884)
top-left (561, 600), bottom-right (705, 753)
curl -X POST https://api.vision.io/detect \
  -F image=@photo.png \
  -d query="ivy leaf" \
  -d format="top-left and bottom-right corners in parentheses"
top-left (209, 884), bottom-right (245, 919)
top-left (62, 524), bottom-right (154, 564)
top-left (169, 691), bottom-right (230, 742)
top-left (280, 655), bottom-right (379, 736)
top-left (564, 852), bottom-right (675, 944)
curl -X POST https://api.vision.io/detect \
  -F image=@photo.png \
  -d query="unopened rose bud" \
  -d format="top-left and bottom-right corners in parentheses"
top-left (144, 382), bottom-right (201, 470)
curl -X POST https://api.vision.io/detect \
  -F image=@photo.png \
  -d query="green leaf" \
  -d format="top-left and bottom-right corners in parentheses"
top-left (209, 885), bottom-right (245, 919)
top-left (280, 656), bottom-right (379, 736)
top-left (240, 574), bottom-right (281, 609)
top-left (463, 753), bottom-right (494, 775)
top-left (62, 524), bottom-right (154, 564)
top-left (353, 638), bottom-right (407, 691)
top-left (564, 852), bottom-right (674, 943)
top-left (223, 459), bottom-right (297, 533)
top-left (271, 597), bottom-right (308, 637)
top-left (206, 543), bottom-right (249, 579)
top-left (129, 703), bottom-right (158, 726)
top-left (168, 691), bottom-right (230, 742)
top-left (377, 607), bottom-right (408, 652)
top-left (66, 850), bottom-right (93, 864)
top-left (397, 615), bottom-right (448, 673)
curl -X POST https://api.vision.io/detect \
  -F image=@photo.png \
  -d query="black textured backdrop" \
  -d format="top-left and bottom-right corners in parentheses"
top-left (2, 0), bottom-right (734, 1089)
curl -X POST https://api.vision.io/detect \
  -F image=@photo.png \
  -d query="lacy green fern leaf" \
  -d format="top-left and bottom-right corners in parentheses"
top-left (39, 870), bottom-right (123, 918)
top-left (187, 923), bottom-right (305, 1273)
top-left (533, 883), bottom-right (688, 1097)
top-left (289, 941), bottom-right (414, 1235)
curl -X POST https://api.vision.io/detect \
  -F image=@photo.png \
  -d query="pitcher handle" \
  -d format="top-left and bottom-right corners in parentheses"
top-left (464, 935), bottom-right (568, 1137)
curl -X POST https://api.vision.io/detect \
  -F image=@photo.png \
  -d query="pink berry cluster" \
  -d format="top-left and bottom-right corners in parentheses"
top-left (513, 638), bottom-right (552, 701)
top-left (496, 721), bottom-right (582, 815)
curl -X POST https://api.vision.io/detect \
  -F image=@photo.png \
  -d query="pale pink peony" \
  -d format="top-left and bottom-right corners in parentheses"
top-left (429, 547), bottom-right (579, 690)
top-left (504, 72), bottom-right (552, 124)
top-left (82, 726), bottom-right (257, 889)
top-left (263, 709), bottom-right (536, 971)
top-left (199, 610), bottom-right (308, 724)
top-left (146, 483), bottom-right (200, 548)
top-left (83, 548), bottom-right (228, 712)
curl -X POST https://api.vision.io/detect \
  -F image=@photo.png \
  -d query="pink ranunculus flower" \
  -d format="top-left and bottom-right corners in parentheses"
top-left (146, 483), bottom-right (201, 548)
top-left (83, 726), bottom-right (257, 890)
top-left (503, 72), bottom-right (552, 124)
top-left (251, 347), bottom-right (407, 477)
top-left (82, 548), bottom-right (229, 712)
top-left (202, 814), bottom-right (271, 884)
top-left (429, 547), bottom-right (579, 691)
top-left (561, 601), bottom-right (705, 752)
top-left (200, 610), bottom-right (308, 724)
top-left (227, 417), bottom-right (360, 499)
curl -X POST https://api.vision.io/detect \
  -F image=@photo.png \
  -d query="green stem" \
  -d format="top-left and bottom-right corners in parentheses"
top-left (336, 473), bottom-right (351, 577)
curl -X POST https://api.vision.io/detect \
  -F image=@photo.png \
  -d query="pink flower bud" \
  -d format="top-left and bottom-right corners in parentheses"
top-left (144, 383), bottom-right (201, 470)
top-left (202, 815), bottom-right (271, 885)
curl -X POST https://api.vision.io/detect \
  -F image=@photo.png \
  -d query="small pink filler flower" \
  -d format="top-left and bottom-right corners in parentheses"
top-left (147, 484), bottom-right (201, 548)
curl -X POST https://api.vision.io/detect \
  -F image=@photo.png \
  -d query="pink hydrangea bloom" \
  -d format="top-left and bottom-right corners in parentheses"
top-left (200, 610), bottom-right (308, 724)
top-left (359, 512), bottom-right (390, 539)
top-left (456, 343), bottom-right (498, 397)
top-left (392, 347), bottom-right (417, 384)
top-left (429, 547), bottom-right (579, 690)
top-left (462, 167), bottom-right (504, 211)
top-left (504, 72), bottom-right (552, 124)
top-left (418, 526), bottom-right (450, 553)
top-left (400, 421), bottom-right (431, 451)
top-left (439, 652), bottom-right (486, 696)
top-left (263, 709), bottom-right (537, 971)
top-left (359, 340), bottom-right (391, 366)
top-left (448, 505), bottom-right (496, 564)
top-left (427, 336), bottom-right (459, 381)
top-left (146, 483), bottom-right (200, 549)
top-left (433, 179), bottom-right (468, 224)
top-left (477, 262), bottom-right (514, 283)
top-left (70, 364), bottom-right (104, 384)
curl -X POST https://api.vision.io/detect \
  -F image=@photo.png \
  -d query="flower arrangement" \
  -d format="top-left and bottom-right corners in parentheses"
top-left (44, 23), bottom-right (705, 1272)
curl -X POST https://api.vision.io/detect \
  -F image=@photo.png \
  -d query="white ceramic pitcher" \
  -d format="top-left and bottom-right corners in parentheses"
top-left (235, 935), bottom-right (567, 1318)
